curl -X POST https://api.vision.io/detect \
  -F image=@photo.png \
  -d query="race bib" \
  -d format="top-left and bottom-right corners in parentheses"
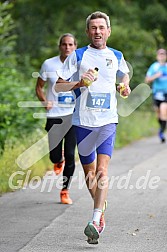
top-left (154, 92), bottom-right (165, 101)
top-left (58, 92), bottom-right (75, 107)
top-left (86, 92), bottom-right (111, 110)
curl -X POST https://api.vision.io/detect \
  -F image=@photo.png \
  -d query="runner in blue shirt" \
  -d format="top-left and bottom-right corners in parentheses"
top-left (145, 48), bottom-right (167, 143)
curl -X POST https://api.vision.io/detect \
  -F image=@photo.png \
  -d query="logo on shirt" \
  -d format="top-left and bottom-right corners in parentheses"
top-left (106, 59), bottom-right (113, 68)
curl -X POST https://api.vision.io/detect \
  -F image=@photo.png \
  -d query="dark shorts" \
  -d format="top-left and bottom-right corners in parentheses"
top-left (74, 123), bottom-right (117, 165)
top-left (45, 118), bottom-right (63, 132)
top-left (153, 93), bottom-right (167, 108)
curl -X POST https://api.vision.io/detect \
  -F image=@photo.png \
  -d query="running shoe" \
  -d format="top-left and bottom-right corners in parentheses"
top-left (87, 237), bottom-right (99, 245)
top-left (54, 160), bottom-right (65, 175)
top-left (84, 221), bottom-right (102, 244)
top-left (60, 189), bottom-right (72, 204)
top-left (99, 200), bottom-right (107, 234)
top-left (158, 130), bottom-right (166, 143)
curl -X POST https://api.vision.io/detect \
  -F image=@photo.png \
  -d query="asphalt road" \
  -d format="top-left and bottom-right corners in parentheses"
top-left (0, 134), bottom-right (167, 252)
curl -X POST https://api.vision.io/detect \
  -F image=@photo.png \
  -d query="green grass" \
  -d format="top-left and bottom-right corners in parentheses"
top-left (0, 129), bottom-right (52, 194)
top-left (0, 110), bottom-right (158, 194)
top-left (115, 110), bottom-right (157, 148)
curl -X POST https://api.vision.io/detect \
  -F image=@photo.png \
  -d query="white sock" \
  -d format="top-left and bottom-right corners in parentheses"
top-left (92, 208), bottom-right (102, 225)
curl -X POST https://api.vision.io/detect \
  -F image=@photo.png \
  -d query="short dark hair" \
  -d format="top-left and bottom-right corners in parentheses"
top-left (86, 11), bottom-right (111, 29)
top-left (59, 33), bottom-right (77, 46)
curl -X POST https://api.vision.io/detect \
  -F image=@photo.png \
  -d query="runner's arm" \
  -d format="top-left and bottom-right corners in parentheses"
top-left (145, 72), bottom-right (162, 84)
top-left (36, 77), bottom-right (53, 110)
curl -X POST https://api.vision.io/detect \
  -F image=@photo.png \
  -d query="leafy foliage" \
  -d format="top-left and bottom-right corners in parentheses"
top-left (1, 0), bottom-right (167, 152)
top-left (11, 0), bottom-right (167, 81)
top-left (0, 2), bottom-right (43, 152)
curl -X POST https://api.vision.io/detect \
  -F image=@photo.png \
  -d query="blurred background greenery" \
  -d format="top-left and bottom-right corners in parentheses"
top-left (0, 0), bottom-right (166, 193)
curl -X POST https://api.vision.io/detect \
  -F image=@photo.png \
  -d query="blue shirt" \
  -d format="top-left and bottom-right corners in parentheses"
top-left (146, 62), bottom-right (167, 94)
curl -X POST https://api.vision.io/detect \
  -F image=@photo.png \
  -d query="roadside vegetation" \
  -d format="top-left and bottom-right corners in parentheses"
top-left (0, 0), bottom-right (166, 194)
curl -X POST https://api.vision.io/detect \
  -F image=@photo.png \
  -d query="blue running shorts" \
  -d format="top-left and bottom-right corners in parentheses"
top-left (74, 123), bottom-right (117, 165)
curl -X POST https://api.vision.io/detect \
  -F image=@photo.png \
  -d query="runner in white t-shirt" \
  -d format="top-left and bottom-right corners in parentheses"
top-left (36, 33), bottom-right (77, 205)
top-left (55, 12), bottom-right (131, 244)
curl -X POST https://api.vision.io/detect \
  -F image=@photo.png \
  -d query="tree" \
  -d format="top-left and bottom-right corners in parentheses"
top-left (0, 2), bottom-right (42, 153)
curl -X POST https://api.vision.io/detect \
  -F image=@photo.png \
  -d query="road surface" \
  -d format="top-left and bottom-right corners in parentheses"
top-left (0, 134), bottom-right (167, 252)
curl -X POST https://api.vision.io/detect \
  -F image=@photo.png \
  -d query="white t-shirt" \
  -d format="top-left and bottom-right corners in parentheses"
top-left (57, 46), bottom-right (129, 126)
top-left (39, 56), bottom-right (75, 118)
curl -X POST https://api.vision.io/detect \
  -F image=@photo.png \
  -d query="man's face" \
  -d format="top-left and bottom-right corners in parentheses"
top-left (59, 36), bottom-right (76, 59)
top-left (86, 18), bottom-right (111, 49)
top-left (157, 52), bottom-right (167, 63)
